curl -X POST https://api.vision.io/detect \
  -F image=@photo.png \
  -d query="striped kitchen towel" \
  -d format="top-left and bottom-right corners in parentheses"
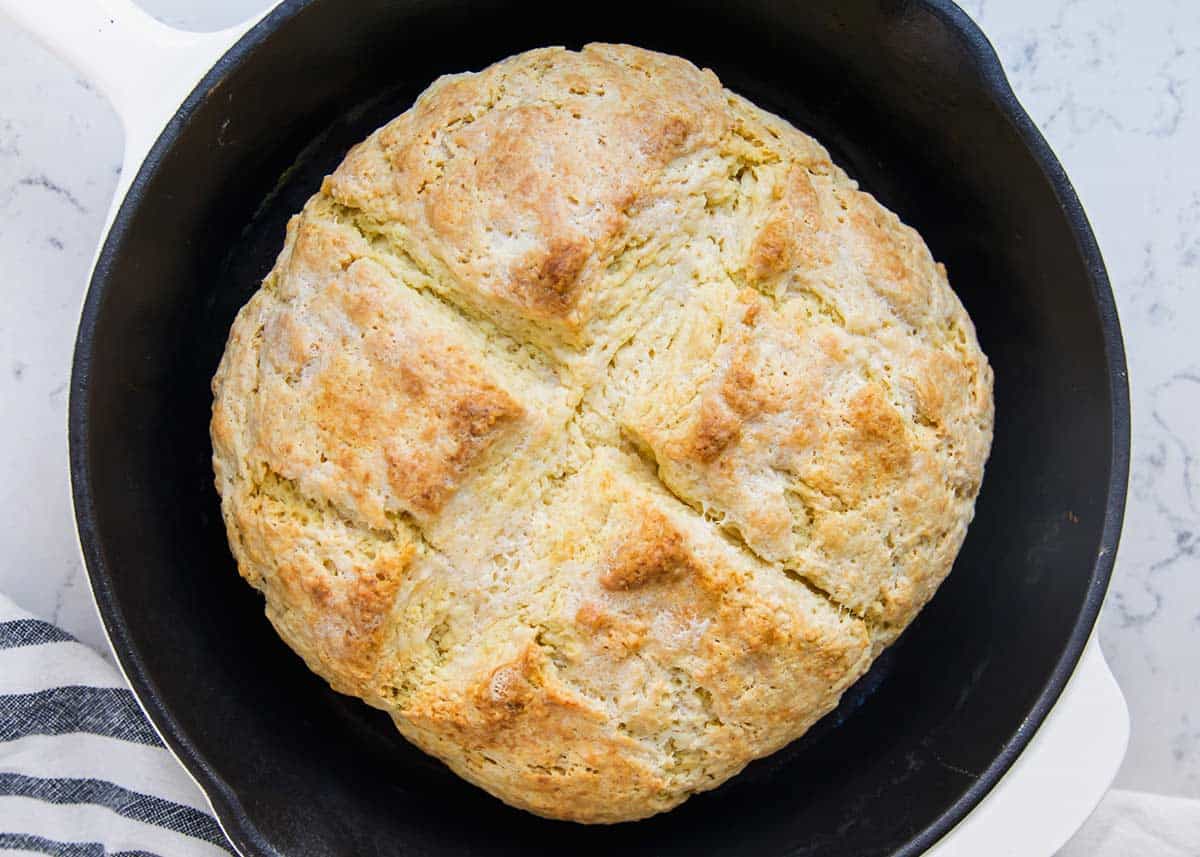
top-left (0, 593), bottom-right (234, 857)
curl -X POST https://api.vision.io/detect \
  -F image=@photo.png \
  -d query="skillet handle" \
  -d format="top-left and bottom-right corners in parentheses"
top-left (0, 0), bottom-right (266, 199)
top-left (926, 635), bottom-right (1130, 857)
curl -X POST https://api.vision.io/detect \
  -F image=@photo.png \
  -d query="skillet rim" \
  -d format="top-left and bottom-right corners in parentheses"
top-left (68, 1), bottom-right (1131, 854)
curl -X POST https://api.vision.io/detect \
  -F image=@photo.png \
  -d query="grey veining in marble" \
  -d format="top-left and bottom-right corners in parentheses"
top-left (0, 19), bottom-right (121, 657)
top-left (0, 0), bottom-right (1197, 801)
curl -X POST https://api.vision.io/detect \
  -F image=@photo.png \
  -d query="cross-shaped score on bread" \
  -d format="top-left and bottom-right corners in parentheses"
top-left (210, 43), bottom-right (993, 824)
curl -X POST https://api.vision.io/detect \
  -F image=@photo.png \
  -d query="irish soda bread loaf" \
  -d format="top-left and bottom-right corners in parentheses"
top-left (211, 44), bottom-right (993, 823)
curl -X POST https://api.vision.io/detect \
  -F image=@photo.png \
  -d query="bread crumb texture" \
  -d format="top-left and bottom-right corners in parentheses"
top-left (211, 44), bottom-right (993, 823)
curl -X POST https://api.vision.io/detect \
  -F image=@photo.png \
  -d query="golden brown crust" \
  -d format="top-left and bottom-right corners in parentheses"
top-left (232, 213), bottom-right (529, 529)
top-left (324, 46), bottom-right (729, 346)
top-left (211, 43), bottom-right (993, 823)
top-left (225, 469), bottom-right (418, 697)
top-left (372, 454), bottom-right (871, 822)
top-left (747, 165), bottom-right (827, 285)
top-left (599, 506), bottom-right (699, 591)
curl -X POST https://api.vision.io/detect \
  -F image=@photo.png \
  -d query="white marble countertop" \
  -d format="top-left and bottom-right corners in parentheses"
top-left (1, 0), bottom-right (1197, 804)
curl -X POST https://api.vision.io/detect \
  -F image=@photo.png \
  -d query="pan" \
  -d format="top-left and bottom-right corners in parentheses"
top-left (2, 1), bottom-right (1130, 854)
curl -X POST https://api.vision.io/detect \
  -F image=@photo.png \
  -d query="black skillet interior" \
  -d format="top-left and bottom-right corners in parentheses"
top-left (70, 1), bottom-right (1127, 855)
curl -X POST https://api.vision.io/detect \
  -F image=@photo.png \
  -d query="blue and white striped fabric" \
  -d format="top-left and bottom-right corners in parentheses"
top-left (0, 593), bottom-right (234, 857)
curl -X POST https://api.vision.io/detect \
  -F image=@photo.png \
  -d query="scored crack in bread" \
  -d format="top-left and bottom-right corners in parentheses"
top-left (210, 43), bottom-right (994, 823)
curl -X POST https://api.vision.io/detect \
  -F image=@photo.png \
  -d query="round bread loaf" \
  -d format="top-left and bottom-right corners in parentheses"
top-left (211, 44), bottom-right (993, 823)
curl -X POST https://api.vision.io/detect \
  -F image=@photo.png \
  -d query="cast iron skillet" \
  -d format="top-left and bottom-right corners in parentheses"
top-left (69, 1), bottom-right (1129, 854)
